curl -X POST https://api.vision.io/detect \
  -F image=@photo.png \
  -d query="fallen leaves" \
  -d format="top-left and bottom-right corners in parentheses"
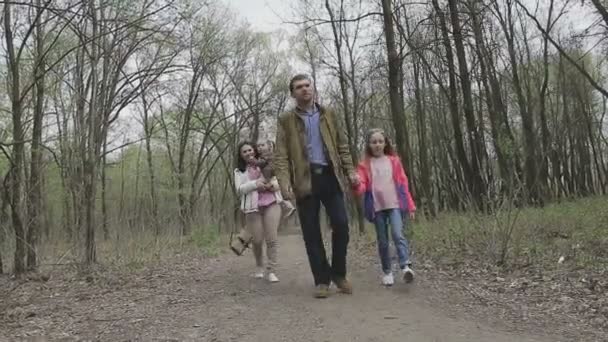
top-left (424, 259), bottom-right (608, 341)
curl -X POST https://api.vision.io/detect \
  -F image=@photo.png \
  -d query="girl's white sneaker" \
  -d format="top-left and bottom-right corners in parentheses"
top-left (253, 268), bottom-right (265, 279)
top-left (381, 272), bottom-right (394, 286)
top-left (267, 272), bottom-right (279, 283)
top-left (402, 266), bottom-right (415, 283)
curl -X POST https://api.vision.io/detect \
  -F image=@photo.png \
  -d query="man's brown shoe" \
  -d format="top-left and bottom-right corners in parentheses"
top-left (333, 278), bottom-right (353, 294)
top-left (314, 284), bottom-right (330, 298)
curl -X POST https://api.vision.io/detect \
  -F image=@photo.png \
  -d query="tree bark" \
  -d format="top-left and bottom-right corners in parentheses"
top-left (412, 54), bottom-right (436, 217)
top-left (538, 0), bottom-right (555, 198)
top-left (496, 0), bottom-right (540, 203)
top-left (468, 0), bottom-right (513, 190)
top-left (325, 0), bottom-right (365, 233)
top-left (431, 0), bottom-right (475, 208)
top-left (142, 91), bottom-right (160, 236)
top-left (448, 0), bottom-right (487, 208)
top-left (4, 2), bottom-right (27, 274)
top-left (83, 0), bottom-right (100, 265)
top-left (26, 0), bottom-right (46, 270)
top-left (381, 0), bottom-right (410, 168)
top-left (101, 135), bottom-right (109, 240)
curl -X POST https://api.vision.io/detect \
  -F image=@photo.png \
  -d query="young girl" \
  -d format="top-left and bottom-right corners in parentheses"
top-left (256, 139), bottom-right (296, 218)
top-left (353, 129), bottom-right (416, 286)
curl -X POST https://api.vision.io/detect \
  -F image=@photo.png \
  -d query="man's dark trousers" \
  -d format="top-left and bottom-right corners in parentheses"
top-left (296, 164), bottom-right (350, 286)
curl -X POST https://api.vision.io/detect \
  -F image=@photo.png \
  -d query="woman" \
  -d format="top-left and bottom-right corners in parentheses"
top-left (234, 141), bottom-right (283, 283)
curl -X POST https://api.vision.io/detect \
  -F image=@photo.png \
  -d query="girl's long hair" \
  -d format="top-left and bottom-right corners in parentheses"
top-left (364, 128), bottom-right (396, 158)
top-left (236, 141), bottom-right (259, 172)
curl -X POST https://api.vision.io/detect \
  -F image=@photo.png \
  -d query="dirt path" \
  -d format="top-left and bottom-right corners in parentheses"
top-left (186, 234), bottom-right (556, 342)
top-left (2, 233), bottom-right (564, 342)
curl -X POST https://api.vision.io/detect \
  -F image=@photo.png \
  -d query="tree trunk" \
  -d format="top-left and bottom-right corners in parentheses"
top-left (83, 0), bottom-right (100, 265)
top-left (447, 0), bottom-right (486, 208)
top-left (325, 0), bottom-right (365, 233)
top-left (142, 92), bottom-right (160, 236)
top-left (26, 0), bottom-right (45, 270)
top-left (381, 0), bottom-right (410, 169)
top-left (468, 0), bottom-right (513, 190)
top-left (431, 0), bottom-right (474, 208)
top-left (559, 54), bottom-right (574, 196)
top-left (176, 70), bottom-right (200, 236)
top-left (412, 55), bottom-right (436, 217)
top-left (251, 104), bottom-right (260, 143)
top-left (0, 233), bottom-right (3, 273)
top-left (4, 2), bottom-right (27, 274)
top-left (397, 58), bottom-right (415, 189)
top-left (101, 136), bottom-right (109, 240)
top-left (0, 174), bottom-right (9, 274)
top-left (499, 1), bottom-right (539, 203)
top-left (132, 144), bottom-right (143, 229)
top-left (83, 159), bottom-right (97, 264)
top-left (538, 0), bottom-right (554, 198)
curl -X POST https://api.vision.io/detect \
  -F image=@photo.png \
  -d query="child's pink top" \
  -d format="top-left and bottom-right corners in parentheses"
top-left (247, 166), bottom-right (276, 208)
top-left (369, 156), bottom-right (400, 211)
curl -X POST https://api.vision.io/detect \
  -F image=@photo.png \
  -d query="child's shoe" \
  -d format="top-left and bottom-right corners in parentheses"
top-left (253, 268), bottom-right (265, 279)
top-left (381, 272), bottom-right (394, 286)
top-left (267, 272), bottom-right (280, 283)
top-left (401, 266), bottom-right (415, 283)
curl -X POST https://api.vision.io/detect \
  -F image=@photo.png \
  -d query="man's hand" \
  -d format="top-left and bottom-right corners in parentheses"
top-left (348, 173), bottom-right (360, 187)
top-left (408, 212), bottom-right (416, 220)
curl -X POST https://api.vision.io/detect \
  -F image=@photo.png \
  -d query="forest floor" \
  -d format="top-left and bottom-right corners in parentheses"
top-left (1, 221), bottom-right (606, 342)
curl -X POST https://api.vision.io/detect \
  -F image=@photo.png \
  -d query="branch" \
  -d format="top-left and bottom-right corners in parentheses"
top-left (16, 0), bottom-right (53, 64)
top-left (515, 0), bottom-right (608, 98)
top-left (285, 11), bottom-right (382, 29)
top-left (101, 137), bottom-right (147, 158)
top-left (590, 0), bottom-right (608, 28)
top-left (0, 145), bottom-right (13, 165)
top-left (39, 143), bottom-right (61, 167)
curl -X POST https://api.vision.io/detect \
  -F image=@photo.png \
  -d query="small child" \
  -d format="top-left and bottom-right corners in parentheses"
top-left (256, 139), bottom-right (296, 218)
top-left (353, 129), bottom-right (416, 286)
top-left (255, 140), bottom-right (276, 180)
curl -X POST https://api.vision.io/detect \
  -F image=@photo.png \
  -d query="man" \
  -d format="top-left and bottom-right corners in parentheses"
top-left (273, 74), bottom-right (359, 298)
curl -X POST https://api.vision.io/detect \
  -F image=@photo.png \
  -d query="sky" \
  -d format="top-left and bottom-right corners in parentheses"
top-left (226, 0), bottom-right (295, 33)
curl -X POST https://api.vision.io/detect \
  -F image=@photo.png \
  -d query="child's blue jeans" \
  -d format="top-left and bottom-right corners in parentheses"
top-left (373, 208), bottom-right (410, 274)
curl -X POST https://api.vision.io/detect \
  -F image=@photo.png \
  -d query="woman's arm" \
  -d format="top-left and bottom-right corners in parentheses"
top-left (234, 169), bottom-right (259, 196)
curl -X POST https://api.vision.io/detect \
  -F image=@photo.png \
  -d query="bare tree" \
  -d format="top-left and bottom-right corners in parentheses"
top-left (4, 0), bottom-right (28, 274)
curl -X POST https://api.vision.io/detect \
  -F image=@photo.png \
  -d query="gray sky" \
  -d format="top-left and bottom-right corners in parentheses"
top-left (227, 0), bottom-right (294, 32)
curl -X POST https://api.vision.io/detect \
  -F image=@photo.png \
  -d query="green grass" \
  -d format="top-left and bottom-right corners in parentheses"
top-left (189, 224), bottom-right (221, 257)
top-left (411, 196), bottom-right (608, 271)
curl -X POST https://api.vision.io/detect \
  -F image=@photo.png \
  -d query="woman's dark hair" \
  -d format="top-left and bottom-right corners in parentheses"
top-left (236, 141), bottom-right (259, 172)
top-left (364, 128), bottom-right (396, 157)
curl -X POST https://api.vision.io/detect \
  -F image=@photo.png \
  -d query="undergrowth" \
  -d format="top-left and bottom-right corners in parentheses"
top-left (411, 196), bottom-right (608, 272)
top-left (0, 223), bottom-right (226, 273)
